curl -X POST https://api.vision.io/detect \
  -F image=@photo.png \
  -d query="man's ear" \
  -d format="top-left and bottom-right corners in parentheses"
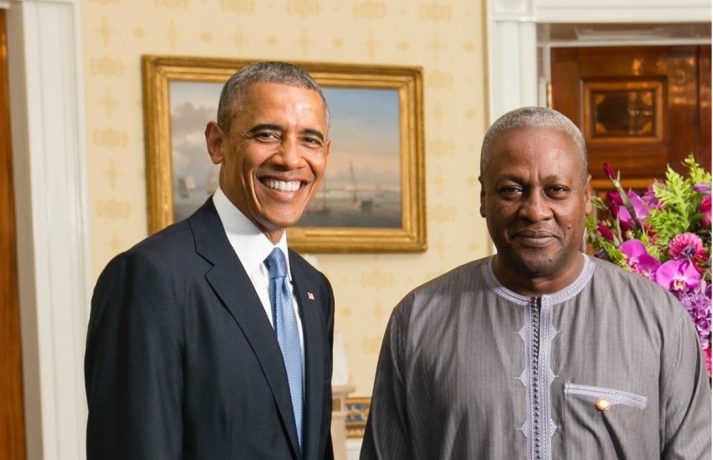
top-left (323, 138), bottom-right (331, 158)
top-left (205, 121), bottom-right (225, 165)
top-left (479, 176), bottom-right (486, 218)
top-left (584, 174), bottom-right (593, 214)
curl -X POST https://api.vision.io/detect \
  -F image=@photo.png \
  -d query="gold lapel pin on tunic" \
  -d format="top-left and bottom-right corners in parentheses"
top-left (595, 398), bottom-right (611, 411)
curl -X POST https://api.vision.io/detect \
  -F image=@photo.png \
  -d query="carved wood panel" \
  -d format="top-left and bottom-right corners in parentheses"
top-left (551, 45), bottom-right (711, 192)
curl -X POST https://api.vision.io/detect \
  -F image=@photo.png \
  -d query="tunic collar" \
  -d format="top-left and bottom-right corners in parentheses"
top-left (482, 254), bottom-right (596, 306)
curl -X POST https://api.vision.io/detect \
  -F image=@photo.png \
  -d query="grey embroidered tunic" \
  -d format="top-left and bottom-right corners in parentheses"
top-left (360, 256), bottom-right (711, 460)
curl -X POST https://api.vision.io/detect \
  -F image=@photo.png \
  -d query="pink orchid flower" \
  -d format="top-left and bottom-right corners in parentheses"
top-left (655, 260), bottom-right (701, 292)
top-left (620, 239), bottom-right (659, 279)
top-left (627, 189), bottom-right (650, 220)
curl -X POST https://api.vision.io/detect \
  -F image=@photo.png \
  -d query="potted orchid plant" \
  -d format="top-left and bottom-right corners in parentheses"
top-left (586, 154), bottom-right (712, 375)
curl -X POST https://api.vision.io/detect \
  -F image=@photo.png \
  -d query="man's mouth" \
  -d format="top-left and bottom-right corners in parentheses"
top-left (513, 230), bottom-right (555, 246)
top-left (262, 179), bottom-right (302, 192)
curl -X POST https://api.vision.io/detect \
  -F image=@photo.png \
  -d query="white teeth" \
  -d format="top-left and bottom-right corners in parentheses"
top-left (263, 179), bottom-right (301, 192)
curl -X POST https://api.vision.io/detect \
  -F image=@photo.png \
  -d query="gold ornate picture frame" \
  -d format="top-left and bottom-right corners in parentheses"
top-left (142, 55), bottom-right (426, 253)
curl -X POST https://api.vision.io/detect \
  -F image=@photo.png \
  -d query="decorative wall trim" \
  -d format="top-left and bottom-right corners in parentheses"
top-left (7, 1), bottom-right (90, 459)
top-left (345, 397), bottom-right (371, 438)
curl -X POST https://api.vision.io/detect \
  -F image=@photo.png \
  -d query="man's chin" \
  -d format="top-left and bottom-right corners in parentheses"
top-left (502, 252), bottom-right (560, 278)
top-left (260, 210), bottom-right (307, 231)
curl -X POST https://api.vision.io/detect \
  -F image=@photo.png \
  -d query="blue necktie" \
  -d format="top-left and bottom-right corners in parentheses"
top-left (265, 248), bottom-right (303, 450)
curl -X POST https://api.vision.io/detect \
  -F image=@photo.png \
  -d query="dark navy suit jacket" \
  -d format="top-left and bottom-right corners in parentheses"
top-left (85, 198), bottom-right (335, 459)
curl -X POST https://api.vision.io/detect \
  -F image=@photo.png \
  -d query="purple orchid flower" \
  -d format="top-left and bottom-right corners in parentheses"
top-left (627, 189), bottom-right (650, 221)
top-left (620, 240), bottom-right (660, 279)
top-left (617, 206), bottom-right (634, 234)
top-left (655, 260), bottom-right (701, 293)
top-left (642, 184), bottom-right (662, 210)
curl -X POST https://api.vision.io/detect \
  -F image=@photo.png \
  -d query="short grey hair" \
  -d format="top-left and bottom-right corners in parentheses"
top-left (216, 61), bottom-right (329, 131)
top-left (480, 106), bottom-right (588, 182)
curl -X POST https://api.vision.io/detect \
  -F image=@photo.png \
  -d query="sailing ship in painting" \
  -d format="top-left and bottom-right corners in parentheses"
top-left (206, 171), bottom-right (219, 195)
top-left (177, 175), bottom-right (197, 199)
top-left (174, 167), bottom-right (221, 223)
top-left (300, 160), bottom-right (399, 228)
top-left (310, 179), bottom-right (331, 215)
top-left (349, 161), bottom-right (373, 212)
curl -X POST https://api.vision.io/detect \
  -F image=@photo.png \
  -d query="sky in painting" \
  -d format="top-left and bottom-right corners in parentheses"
top-left (168, 81), bottom-right (401, 194)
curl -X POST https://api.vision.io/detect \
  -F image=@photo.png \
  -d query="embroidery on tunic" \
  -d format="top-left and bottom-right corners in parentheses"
top-left (482, 256), bottom-right (596, 460)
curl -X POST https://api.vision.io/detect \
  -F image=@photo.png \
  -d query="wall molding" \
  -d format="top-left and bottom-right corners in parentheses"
top-left (6, 0), bottom-right (90, 459)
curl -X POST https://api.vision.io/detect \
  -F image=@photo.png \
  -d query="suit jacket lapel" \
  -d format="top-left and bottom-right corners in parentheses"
top-left (290, 256), bottom-right (327, 460)
top-left (188, 200), bottom-right (302, 458)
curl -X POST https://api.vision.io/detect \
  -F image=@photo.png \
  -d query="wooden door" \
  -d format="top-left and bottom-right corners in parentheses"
top-left (551, 45), bottom-right (712, 192)
top-left (0, 9), bottom-right (27, 460)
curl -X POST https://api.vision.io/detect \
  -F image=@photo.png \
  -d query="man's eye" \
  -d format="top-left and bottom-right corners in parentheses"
top-left (255, 132), bottom-right (279, 140)
top-left (302, 136), bottom-right (324, 147)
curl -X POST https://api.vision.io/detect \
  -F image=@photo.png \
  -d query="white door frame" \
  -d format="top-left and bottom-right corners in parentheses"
top-left (5, 1), bottom-right (90, 459)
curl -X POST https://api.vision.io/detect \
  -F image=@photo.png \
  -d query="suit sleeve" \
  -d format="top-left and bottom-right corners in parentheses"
top-left (84, 249), bottom-right (184, 459)
top-left (360, 298), bottom-right (412, 460)
top-left (660, 306), bottom-right (712, 459)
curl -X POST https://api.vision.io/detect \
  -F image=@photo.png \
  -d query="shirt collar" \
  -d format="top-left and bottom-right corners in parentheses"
top-left (212, 187), bottom-right (291, 280)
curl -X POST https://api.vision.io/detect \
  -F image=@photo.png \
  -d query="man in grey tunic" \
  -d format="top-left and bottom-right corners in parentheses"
top-left (360, 107), bottom-right (711, 460)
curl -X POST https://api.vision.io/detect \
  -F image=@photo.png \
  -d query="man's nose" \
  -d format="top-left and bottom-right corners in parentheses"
top-left (518, 191), bottom-right (553, 222)
top-left (276, 137), bottom-right (301, 169)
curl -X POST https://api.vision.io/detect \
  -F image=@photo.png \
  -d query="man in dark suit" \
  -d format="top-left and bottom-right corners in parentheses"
top-left (85, 61), bottom-right (335, 459)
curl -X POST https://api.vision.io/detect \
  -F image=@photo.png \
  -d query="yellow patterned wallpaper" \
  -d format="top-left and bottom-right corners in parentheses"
top-left (81, 0), bottom-right (490, 397)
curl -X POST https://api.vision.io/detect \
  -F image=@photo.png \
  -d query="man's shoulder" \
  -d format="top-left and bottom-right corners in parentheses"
top-left (416, 257), bottom-right (489, 292)
top-left (587, 255), bottom-right (689, 321)
top-left (392, 257), bottom-right (489, 313)
top-left (129, 219), bottom-right (194, 257)
top-left (124, 199), bottom-right (218, 257)
top-left (589, 256), bottom-right (671, 296)
top-left (100, 216), bottom-right (207, 281)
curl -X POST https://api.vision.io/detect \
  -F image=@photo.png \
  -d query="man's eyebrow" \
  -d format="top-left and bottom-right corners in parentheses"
top-left (302, 128), bottom-right (326, 141)
top-left (247, 124), bottom-right (283, 135)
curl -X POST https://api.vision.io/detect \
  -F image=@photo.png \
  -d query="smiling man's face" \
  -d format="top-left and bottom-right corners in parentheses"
top-left (479, 126), bottom-right (591, 293)
top-left (206, 82), bottom-right (330, 243)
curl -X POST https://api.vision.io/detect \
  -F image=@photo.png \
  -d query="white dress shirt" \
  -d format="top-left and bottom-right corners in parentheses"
top-left (212, 187), bottom-right (305, 364)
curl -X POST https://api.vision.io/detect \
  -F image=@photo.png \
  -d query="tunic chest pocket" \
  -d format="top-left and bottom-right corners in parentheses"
top-left (563, 383), bottom-right (648, 459)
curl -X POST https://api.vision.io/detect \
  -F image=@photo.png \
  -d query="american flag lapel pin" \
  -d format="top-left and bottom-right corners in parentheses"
top-left (307, 292), bottom-right (315, 301)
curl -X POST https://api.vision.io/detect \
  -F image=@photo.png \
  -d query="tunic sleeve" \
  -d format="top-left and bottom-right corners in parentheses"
top-left (659, 306), bottom-right (712, 459)
top-left (360, 297), bottom-right (412, 460)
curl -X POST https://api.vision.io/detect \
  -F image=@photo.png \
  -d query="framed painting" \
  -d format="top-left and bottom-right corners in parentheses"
top-left (142, 55), bottom-right (426, 252)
